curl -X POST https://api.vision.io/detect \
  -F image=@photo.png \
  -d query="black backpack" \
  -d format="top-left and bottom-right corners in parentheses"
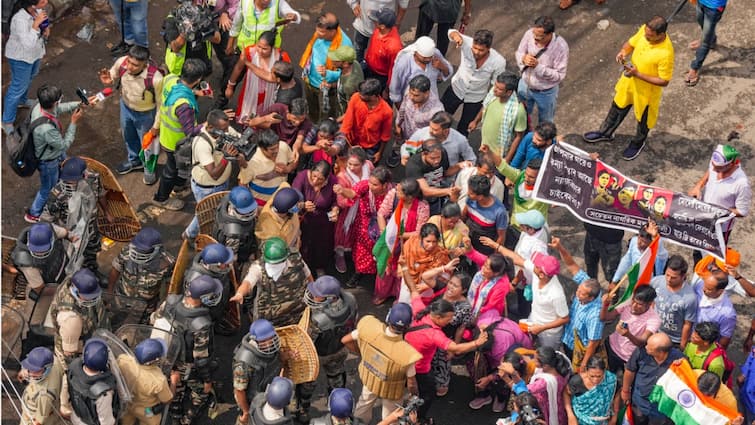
top-left (7, 115), bottom-right (52, 177)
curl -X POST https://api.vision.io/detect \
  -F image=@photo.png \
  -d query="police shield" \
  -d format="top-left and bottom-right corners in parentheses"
top-left (102, 292), bottom-right (150, 329)
top-left (113, 324), bottom-right (182, 377)
top-left (91, 329), bottom-right (134, 418)
top-left (2, 302), bottom-right (24, 365)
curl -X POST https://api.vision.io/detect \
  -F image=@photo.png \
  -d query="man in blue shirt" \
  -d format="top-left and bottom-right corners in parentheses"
top-left (684, 0), bottom-right (728, 87)
top-left (509, 121), bottom-right (557, 170)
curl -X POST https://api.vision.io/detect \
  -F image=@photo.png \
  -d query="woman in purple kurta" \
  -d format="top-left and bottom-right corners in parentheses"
top-left (292, 160), bottom-right (338, 276)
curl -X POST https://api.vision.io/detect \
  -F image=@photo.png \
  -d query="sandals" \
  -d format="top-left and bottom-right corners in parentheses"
top-left (684, 70), bottom-right (700, 87)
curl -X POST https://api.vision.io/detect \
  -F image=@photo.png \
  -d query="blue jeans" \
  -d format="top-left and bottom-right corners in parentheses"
top-left (120, 99), bottom-right (155, 164)
top-left (185, 179), bottom-right (228, 237)
top-left (690, 4), bottom-right (724, 71)
top-left (2, 58), bottom-right (41, 124)
top-left (109, 0), bottom-right (148, 47)
top-left (30, 157), bottom-right (62, 216)
top-left (517, 79), bottom-right (558, 124)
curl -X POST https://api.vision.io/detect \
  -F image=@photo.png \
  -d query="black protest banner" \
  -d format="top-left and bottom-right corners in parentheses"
top-left (533, 142), bottom-right (733, 259)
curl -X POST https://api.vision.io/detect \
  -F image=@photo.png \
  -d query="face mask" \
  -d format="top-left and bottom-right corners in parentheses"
top-left (265, 262), bottom-right (287, 281)
top-left (28, 365), bottom-right (52, 383)
top-left (71, 287), bottom-right (100, 308)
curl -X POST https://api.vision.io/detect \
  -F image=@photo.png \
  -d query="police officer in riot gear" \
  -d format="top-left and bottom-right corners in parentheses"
top-left (117, 338), bottom-right (174, 425)
top-left (19, 347), bottom-right (65, 425)
top-left (152, 275), bottom-right (222, 425)
top-left (184, 243), bottom-right (236, 335)
top-left (67, 339), bottom-right (118, 425)
top-left (250, 377), bottom-right (295, 425)
top-left (297, 275), bottom-right (358, 422)
top-left (255, 186), bottom-right (303, 250)
top-left (213, 186), bottom-right (259, 264)
top-left (231, 237), bottom-right (313, 328)
top-left (12, 222), bottom-right (71, 302)
top-left (108, 227), bottom-right (175, 318)
top-left (310, 388), bottom-right (359, 425)
top-left (232, 319), bottom-right (282, 425)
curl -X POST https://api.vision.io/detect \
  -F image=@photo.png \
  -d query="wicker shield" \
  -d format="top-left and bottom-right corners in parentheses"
top-left (276, 324), bottom-right (319, 384)
top-left (196, 191), bottom-right (229, 236)
top-left (81, 157), bottom-right (141, 241)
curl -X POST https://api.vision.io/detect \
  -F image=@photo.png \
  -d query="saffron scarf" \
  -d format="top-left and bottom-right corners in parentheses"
top-left (299, 28), bottom-right (344, 73)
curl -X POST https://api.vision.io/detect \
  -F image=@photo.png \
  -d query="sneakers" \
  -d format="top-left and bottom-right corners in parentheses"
top-left (171, 186), bottom-right (192, 198)
top-left (334, 252), bottom-right (347, 273)
top-left (18, 99), bottom-right (37, 109)
top-left (582, 131), bottom-right (613, 143)
top-left (344, 273), bottom-right (361, 288)
top-left (151, 197), bottom-right (185, 211)
top-left (110, 41), bottom-right (132, 56)
top-left (116, 160), bottom-right (145, 175)
top-left (468, 395), bottom-right (492, 410)
top-left (24, 213), bottom-right (40, 223)
top-left (386, 148), bottom-right (401, 168)
top-left (492, 397), bottom-right (506, 413)
top-left (143, 173), bottom-right (157, 185)
top-left (622, 141), bottom-right (646, 161)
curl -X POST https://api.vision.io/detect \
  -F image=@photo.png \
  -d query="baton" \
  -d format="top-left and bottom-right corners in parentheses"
top-left (666, 0), bottom-right (689, 22)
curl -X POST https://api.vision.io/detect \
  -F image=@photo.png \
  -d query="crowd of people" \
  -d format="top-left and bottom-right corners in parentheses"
top-left (3, 0), bottom-right (754, 424)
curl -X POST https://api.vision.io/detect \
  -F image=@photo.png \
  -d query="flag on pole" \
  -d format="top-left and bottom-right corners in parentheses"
top-left (617, 403), bottom-right (634, 425)
top-left (608, 236), bottom-right (660, 311)
top-left (372, 199), bottom-right (404, 277)
top-left (649, 360), bottom-right (739, 425)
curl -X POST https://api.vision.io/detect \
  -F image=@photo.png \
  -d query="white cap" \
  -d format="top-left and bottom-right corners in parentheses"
top-left (414, 36), bottom-right (436, 57)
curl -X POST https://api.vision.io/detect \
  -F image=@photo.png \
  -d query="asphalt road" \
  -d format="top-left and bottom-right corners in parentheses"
top-left (2, 0), bottom-right (754, 423)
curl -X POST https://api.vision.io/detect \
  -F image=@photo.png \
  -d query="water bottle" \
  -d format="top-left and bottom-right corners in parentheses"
top-left (320, 85), bottom-right (330, 114)
top-left (145, 407), bottom-right (154, 418)
top-left (37, 8), bottom-right (49, 31)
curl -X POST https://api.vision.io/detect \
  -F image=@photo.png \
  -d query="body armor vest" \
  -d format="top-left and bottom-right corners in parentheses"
top-left (162, 297), bottom-right (213, 364)
top-left (12, 228), bottom-right (68, 285)
top-left (232, 339), bottom-right (282, 400)
top-left (50, 281), bottom-right (109, 363)
top-left (117, 247), bottom-right (169, 303)
top-left (310, 292), bottom-right (358, 356)
top-left (183, 256), bottom-right (231, 323)
top-left (213, 198), bottom-right (256, 260)
top-left (252, 254), bottom-right (308, 328)
top-left (249, 396), bottom-right (294, 425)
top-left (67, 358), bottom-right (118, 425)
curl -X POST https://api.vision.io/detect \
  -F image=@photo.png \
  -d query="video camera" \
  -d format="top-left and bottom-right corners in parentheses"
top-left (519, 403), bottom-right (543, 425)
top-left (173, 2), bottom-right (217, 47)
top-left (398, 396), bottom-right (424, 425)
top-left (209, 127), bottom-right (257, 160)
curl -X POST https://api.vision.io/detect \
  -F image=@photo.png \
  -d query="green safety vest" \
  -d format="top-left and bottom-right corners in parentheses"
top-left (165, 42), bottom-right (213, 76)
top-left (158, 74), bottom-right (197, 151)
top-left (237, 0), bottom-right (282, 49)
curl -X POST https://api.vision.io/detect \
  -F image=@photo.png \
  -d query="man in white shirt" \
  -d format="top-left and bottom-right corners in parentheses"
top-left (347, 0), bottom-right (407, 63)
top-left (454, 155), bottom-right (505, 210)
top-left (401, 111), bottom-right (476, 168)
top-left (443, 29), bottom-right (506, 136)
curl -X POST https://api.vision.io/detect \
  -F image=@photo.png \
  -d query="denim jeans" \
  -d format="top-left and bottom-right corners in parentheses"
top-left (185, 179), bottom-right (228, 237)
top-left (108, 0), bottom-right (148, 47)
top-left (30, 157), bottom-right (62, 216)
top-left (690, 4), bottom-right (725, 71)
top-left (352, 30), bottom-right (370, 65)
top-left (2, 58), bottom-right (41, 124)
top-left (120, 99), bottom-right (155, 164)
top-left (517, 78), bottom-right (558, 124)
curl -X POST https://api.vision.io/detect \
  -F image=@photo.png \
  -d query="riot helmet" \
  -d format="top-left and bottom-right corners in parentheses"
top-left (229, 186), bottom-right (258, 219)
top-left (134, 338), bottom-right (168, 365)
top-left (328, 388), bottom-right (354, 419)
top-left (199, 243), bottom-right (234, 274)
top-left (70, 268), bottom-right (102, 308)
top-left (59, 157), bottom-right (87, 196)
top-left (271, 187), bottom-right (301, 215)
top-left (304, 275), bottom-right (341, 307)
top-left (83, 339), bottom-right (109, 372)
top-left (262, 237), bottom-right (288, 264)
top-left (187, 275), bottom-right (224, 307)
top-left (22, 347), bottom-right (54, 382)
top-left (28, 223), bottom-right (55, 259)
top-left (386, 302), bottom-right (412, 333)
top-left (248, 319), bottom-right (280, 355)
top-left (129, 227), bottom-right (163, 264)
top-left (265, 377), bottom-right (293, 409)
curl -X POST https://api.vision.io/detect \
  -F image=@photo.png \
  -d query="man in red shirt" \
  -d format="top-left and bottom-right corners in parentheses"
top-left (340, 78), bottom-right (393, 163)
top-left (364, 8), bottom-right (403, 92)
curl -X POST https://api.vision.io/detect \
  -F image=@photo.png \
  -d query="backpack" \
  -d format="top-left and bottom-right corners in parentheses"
top-left (7, 115), bottom-right (53, 177)
top-left (175, 132), bottom-right (213, 180)
top-left (702, 343), bottom-right (736, 388)
top-left (116, 59), bottom-right (160, 100)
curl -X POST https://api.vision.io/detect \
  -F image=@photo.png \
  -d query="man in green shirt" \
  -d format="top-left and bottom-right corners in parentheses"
top-left (328, 45), bottom-right (364, 118)
top-left (469, 72), bottom-right (527, 163)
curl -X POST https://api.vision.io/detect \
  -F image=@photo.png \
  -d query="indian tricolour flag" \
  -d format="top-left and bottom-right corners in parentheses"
top-left (608, 235), bottom-right (659, 311)
top-left (649, 360), bottom-right (739, 425)
top-left (372, 198), bottom-right (404, 277)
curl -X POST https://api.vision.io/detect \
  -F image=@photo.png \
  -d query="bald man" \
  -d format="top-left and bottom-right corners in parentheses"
top-left (621, 333), bottom-right (683, 425)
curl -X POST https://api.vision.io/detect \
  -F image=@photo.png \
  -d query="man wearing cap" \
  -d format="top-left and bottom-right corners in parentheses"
top-left (299, 12), bottom-right (354, 122)
top-left (43, 156), bottom-right (105, 277)
top-left (485, 241), bottom-right (569, 349)
top-left (688, 143), bottom-right (751, 263)
top-left (239, 129), bottom-right (296, 207)
top-left (117, 338), bottom-right (174, 425)
top-left (20, 347), bottom-right (65, 425)
top-left (184, 243), bottom-right (237, 334)
top-left (254, 185), bottom-right (302, 250)
top-left (349, 1), bottom-right (406, 64)
top-left (327, 45), bottom-right (364, 117)
top-left (444, 29), bottom-right (506, 136)
top-left (108, 227), bottom-right (175, 316)
top-left (231, 237), bottom-right (314, 327)
top-left (212, 187), bottom-right (259, 265)
top-left (184, 109), bottom-right (247, 242)
top-left (691, 248), bottom-right (755, 298)
top-left (389, 36), bottom-right (452, 105)
top-left (363, 8), bottom-right (403, 89)
top-left (582, 16), bottom-right (674, 161)
top-left (340, 79), bottom-right (393, 164)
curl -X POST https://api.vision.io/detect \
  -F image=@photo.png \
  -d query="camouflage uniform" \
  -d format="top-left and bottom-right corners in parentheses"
top-left (231, 338), bottom-right (282, 425)
top-left (20, 358), bottom-right (65, 425)
top-left (251, 253), bottom-right (310, 327)
top-left (112, 245), bottom-right (175, 315)
top-left (152, 296), bottom-right (214, 425)
top-left (44, 169), bottom-right (102, 273)
top-left (183, 255), bottom-right (234, 331)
